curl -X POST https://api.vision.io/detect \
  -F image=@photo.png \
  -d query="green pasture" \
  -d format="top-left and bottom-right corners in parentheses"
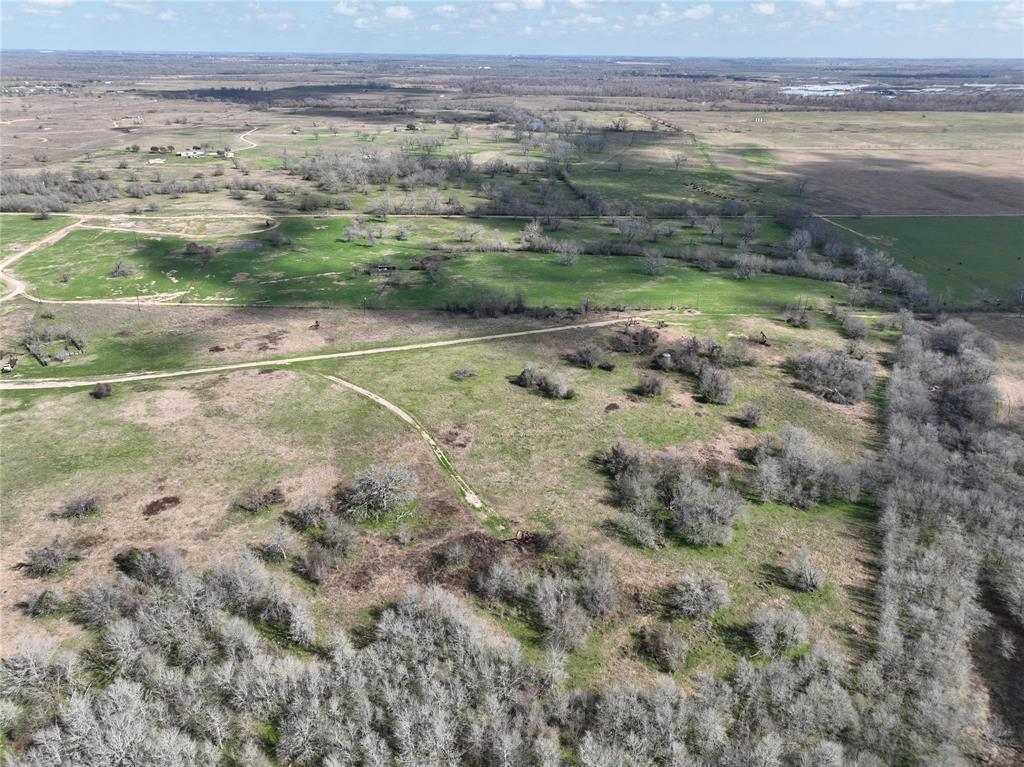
top-left (0, 214), bottom-right (74, 252)
top-left (826, 215), bottom-right (1024, 305)
top-left (320, 320), bottom-right (877, 681)
top-left (13, 215), bottom-right (845, 311)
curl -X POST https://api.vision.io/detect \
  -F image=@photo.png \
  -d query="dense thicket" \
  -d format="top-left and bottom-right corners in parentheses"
top-left (603, 441), bottom-right (747, 547)
top-left (858, 316), bottom-right (1024, 764)
top-left (2, 547), bottom-right (863, 767)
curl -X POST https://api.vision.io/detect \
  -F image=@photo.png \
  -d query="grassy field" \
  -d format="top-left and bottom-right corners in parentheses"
top-left (0, 214), bottom-right (74, 254)
top-left (0, 298), bottom-right (573, 381)
top-left (11, 215), bottom-right (845, 311)
top-left (312, 313), bottom-right (880, 680)
top-left (0, 369), bottom-right (462, 646)
top-left (826, 215), bottom-right (1024, 305)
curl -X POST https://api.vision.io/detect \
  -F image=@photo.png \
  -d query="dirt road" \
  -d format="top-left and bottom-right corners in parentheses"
top-left (324, 374), bottom-right (496, 520)
top-left (0, 317), bottom-right (627, 390)
top-left (0, 219), bottom-right (81, 303)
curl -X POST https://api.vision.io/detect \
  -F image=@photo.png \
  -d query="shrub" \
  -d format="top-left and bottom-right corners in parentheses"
top-left (783, 305), bottom-right (814, 328)
top-left (316, 518), bottom-right (357, 556)
top-left (639, 622), bottom-right (689, 672)
top-left (293, 544), bottom-right (337, 584)
top-left (739, 404), bottom-right (764, 428)
top-left (697, 366), bottom-right (735, 404)
top-left (566, 343), bottom-right (608, 370)
top-left (256, 527), bottom-right (295, 563)
top-left (839, 311), bottom-right (868, 340)
top-left (786, 348), bottom-right (875, 404)
top-left (634, 373), bottom-right (665, 397)
top-left (21, 588), bottom-right (65, 617)
top-left (721, 342), bottom-right (756, 368)
top-left (108, 259), bottom-right (132, 277)
top-left (236, 486), bottom-right (285, 514)
top-left (785, 547), bottom-right (825, 592)
top-left (90, 382), bottom-right (113, 399)
top-left (435, 538), bottom-right (468, 567)
top-left (750, 607), bottom-right (808, 656)
top-left (478, 557), bottom-right (533, 602)
top-left (754, 427), bottom-right (860, 509)
top-left (113, 544), bottom-right (185, 586)
top-left (670, 571), bottom-right (730, 618)
top-left (668, 473), bottom-right (746, 546)
top-left (614, 512), bottom-right (665, 548)
top-left (344, 463), bottom-right (418, 523)
top-left (286, 496), bottom-right (330, 531)
top-left (577, 550), bottom-right (619, 618)
top-left (534, 574), bottom-right (591, 651)
top-left (53, 493), bottom-right (101, 519)
top-left (511, 363), bottom-right (575, 399)
top-left (609, 325), bottom-right (659, 355)
top-left (20, 537), bottom-right (80, 577)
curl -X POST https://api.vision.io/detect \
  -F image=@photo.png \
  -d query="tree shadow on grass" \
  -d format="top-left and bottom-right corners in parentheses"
top-left (717, 622), bottom-right (756, 657)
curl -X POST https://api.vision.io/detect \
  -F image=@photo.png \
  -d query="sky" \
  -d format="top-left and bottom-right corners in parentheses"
top-left (1, 0), bottom-right (1022, 59)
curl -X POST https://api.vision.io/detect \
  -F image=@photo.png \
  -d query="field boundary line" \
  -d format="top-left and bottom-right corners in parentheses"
top-left (0, 317), bottom-right (627, 390)
top-left (814, 214), bottom-right (869, 239)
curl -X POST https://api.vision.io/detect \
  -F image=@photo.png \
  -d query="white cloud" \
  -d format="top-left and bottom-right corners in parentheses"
top-left (353, 15), bottom-right (370, 27)
top-left (635, 2), bottom-right (714, 24)
top-left (429, 21), bottom-right (441, 30)
top-left (521, 0), bottom-right (544, 8)
top-left (750, 2), bottom-right (776, 15)
top-left (493, 1), bottom-right (517, 11)
top-left (560, 12), bottom-right (605, 25)
top-left (383, 4), bottom-right (413, 21)
top-left (434, 2), bottom-right (457, 15)
top-left (992, 0), bottom-right (1024, 29)
top-left (565, 0), bottom-right (589, 7)
top-left (26, 0), bottom-right (75, 5)
top-left (157, 9), bottom-right (175, 20)
top-left (333, 1), bottom-right (368, 16)
top-left (108, 0), bottom-right (153, 12)
top-left (682, 4), bottom-right (713, 20)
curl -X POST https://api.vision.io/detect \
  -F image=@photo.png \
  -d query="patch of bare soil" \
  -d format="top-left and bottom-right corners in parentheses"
top-left (964, 314), bottom-right (1024, 432)
top-left (142, 495), bottom-right (180, 517)
top-left (119, 388), bottom-right (200, 427)
top-left (438, 423), bottom-right (476, 450)
top-left (767, 148), bottom-right (1024, 215)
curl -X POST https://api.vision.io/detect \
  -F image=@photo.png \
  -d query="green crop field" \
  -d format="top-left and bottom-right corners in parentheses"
top-left (826, 216), bottom-right (1024, 305)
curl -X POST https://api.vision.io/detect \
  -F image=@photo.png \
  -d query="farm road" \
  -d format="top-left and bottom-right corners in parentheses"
top-left (0, 317), bottom-right (628, 390)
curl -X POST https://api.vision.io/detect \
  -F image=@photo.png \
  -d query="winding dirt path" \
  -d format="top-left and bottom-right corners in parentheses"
top-left (323, 374), bottom-right (495, 519)
top-left (0, 317), bottom-right (626, 391)
top-left (237, 128), bottom-right (259, 150)
top-left (0, 219), bottom-right (82, 303)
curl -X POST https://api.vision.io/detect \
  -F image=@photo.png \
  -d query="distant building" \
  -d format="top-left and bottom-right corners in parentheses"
top-left (176, 149), bottom-right (206, 158)
top-left (148, 158), bottom-right (166, 164)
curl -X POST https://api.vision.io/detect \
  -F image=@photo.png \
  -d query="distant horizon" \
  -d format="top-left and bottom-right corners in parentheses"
top-left (3, 49), bottom-right (1023, 61)
top-left (2, 1), bottom-right (1022, 60)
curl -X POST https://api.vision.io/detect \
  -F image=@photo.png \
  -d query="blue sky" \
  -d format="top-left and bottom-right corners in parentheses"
top-left (2, 0), bottom-right (1022, 58)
